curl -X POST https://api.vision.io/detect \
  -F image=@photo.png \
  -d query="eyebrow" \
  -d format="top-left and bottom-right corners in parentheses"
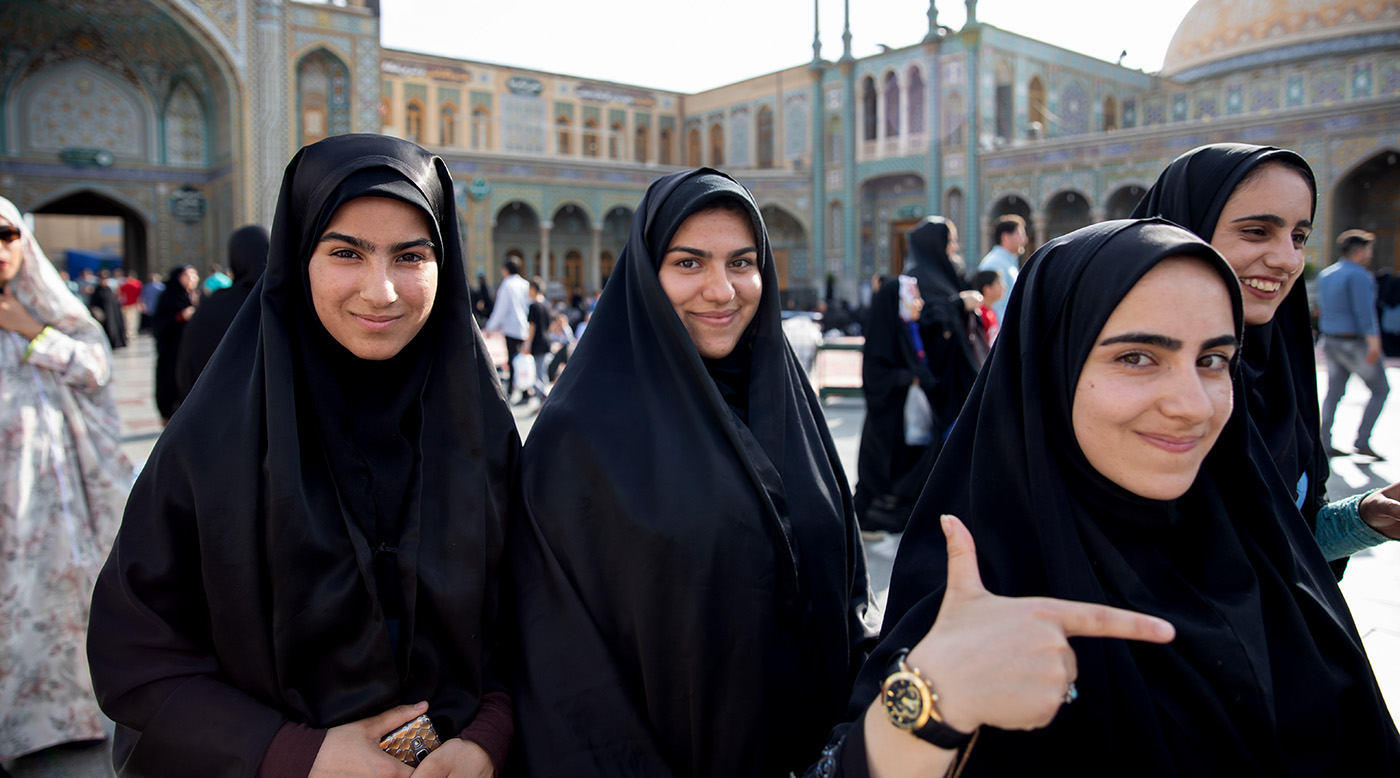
top-left (1098, 332), bottom-right (1239, 350)
top-left (665, 244), bottom-right (758, 259)
top-left (319, 232), bottom-right (436, 254)
top-left (1230, 214), bottom-right (1313, 230)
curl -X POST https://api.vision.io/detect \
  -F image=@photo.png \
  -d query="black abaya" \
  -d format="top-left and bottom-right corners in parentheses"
top-left (88, 135), bottom-right (519, 777)
top-left (151, 266), bottom-right (194, 418)
top-left (832, 220), bottom-right (1400, 776)
top-left (510, 168), bottom-right (876, 777)
top-left (852, 280), bottom-right (937, 533)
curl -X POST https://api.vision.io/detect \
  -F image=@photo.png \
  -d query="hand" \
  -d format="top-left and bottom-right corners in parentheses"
top-left (308, 701), bottom-right (425, 778)
top-left (1364, 338), bottom-right (1382, 365)
top-left (1360, 482), bottom-right (1400, 540)
top-left (414, 738), bottom-right (495, 778)
top-left (0, 286), bottom-right (45, 340)
top-left (958, 290), bottom-right (984, 312)
top-left (908, 514), bottom-right (1174, 733)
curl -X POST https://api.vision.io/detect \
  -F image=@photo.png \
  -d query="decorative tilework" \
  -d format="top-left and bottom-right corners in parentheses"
top-left (1060, 81), bottom-right (1088, 136)
top-left (501, 94), bottom-right (545, 154)
top-left (23, 63), bottom-right (147, 159)
top-left (1122, 99), bottom-right (1136, 128)
top-left (439, 87), bottom-right (460, 106)
top-left (293, 30), bottom-right (351, 59)
top-left (356, 33), bottom-right (380, 132)
top-left (1383, 62), bottom-right (1400, 95)
top-left (1225, 84), bottom-right (1243, 115)
top-left (784, 91), bottom-right (809, 158)
top-left (730, 106), bottom-right (750, 167)
top-left (164, 80), bottom-right (206, 166)
top-left (1316, 73), bottom-right (1344, 103)
top-left (1287, 74), bottom-right (1306, 107)
top-left (1251, 85), bottom-right (1279, 113)
top-left (1144, 100), bottom-right (1165, 126)
top-left (403, 82), bottom-right (427, 103)
top-left (1353, 62), bottom-right (1374, 98)
top-left (1172, 94), bottom-right (1187, 122)
top-left (1195, 93), bottom-right (1218, 120)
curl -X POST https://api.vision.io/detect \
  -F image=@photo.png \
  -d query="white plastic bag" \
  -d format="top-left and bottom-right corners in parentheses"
top-left (512, 352), bottom-right (537, 393)
top-left (903, 386), bottom-right (934, 446)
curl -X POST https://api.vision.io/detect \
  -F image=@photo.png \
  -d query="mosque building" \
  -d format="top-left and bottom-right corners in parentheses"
top-left (2, 0), bottom-right (1397, 303)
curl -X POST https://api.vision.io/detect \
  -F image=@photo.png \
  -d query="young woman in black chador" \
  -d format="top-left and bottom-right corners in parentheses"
top-left (1132, 143), bottom-right (1399, 564)
top-left (853, 275), bottom-right (938, 533)
top-left (88, 134), bottom-right (517, 778)
top-left (508, 169), bottom-right (1170, 777)
top-left (823, 220), bottom-right (1399, 776)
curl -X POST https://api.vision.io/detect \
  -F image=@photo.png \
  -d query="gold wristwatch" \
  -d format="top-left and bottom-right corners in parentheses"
top-left (880, 648), bottom-right (974, 749)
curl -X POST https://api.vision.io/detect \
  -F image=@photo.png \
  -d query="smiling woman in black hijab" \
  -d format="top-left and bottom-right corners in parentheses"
top-left (832, 220), bottom-right (1399, 776)
top-left (1132, 143), bottom-right (1400, 563)
top-left (87, 134), bottom-right (518, 778)
top-left (508, 168), bottom-right (877, 776)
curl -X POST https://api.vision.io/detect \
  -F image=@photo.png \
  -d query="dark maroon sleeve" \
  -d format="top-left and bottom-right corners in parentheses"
top-left (255, 721), bottom-right (327, 778)
top-left (458, 691), bottom-right (514, 774)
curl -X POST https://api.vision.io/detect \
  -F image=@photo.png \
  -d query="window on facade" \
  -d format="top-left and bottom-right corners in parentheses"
top-left (609, 122), bottom-right (624, 159)
top-left (406, 100), bottom-right (424, 143)
top-left (757, 106), bottom-right (774, 168)
top-left (660, 127), bottom-right (673, 165)
top-left (472, 107), bottom-right (489, 149)
top-left (557, 116), bottom-right (571, 155)
top-left (1102, 95), bottom-right (1118, 131)
top-left (827, 115), bottom-right (842, 163)
top-left (907, 67), bottom-right (925, 136)
top-left (440, 104), bottom-right (456, 146)
top-left (687, 128), bottom-right (701, 165)
top-left (884, 72), bottom-right (901, 138)
top-left (828, 201), bottom-right (843, 249)
top-left (584, 119), bottom-right (600, 157)
top-left (635, 125), bottom-right (649, 163)
top-left (298, 49), bottom-right (350, 146)
top-left (710, 124), bottom-right (724, 167)
top-left (862, 76), bottom-right (877, 141)
top-left (1028, 77), bottom-right (1047, 134)
top-left (946, 189), bottom-right (965, 237)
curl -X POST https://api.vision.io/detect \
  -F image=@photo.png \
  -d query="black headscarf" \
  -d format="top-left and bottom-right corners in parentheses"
top-left (175, 225), bottom-right (271, 404)
top-left (843, 220), bottom-right (1399, 775)
top-left (852, 278), bottom-right (937, 533)
top-left (902, 217), bottom-right (978, 430)
top-left (1130, 144), bottom-right (1330, 554)
top-left (509, 168), bottom-right (876, 777)
top-left (88, 134), bottom-right (519, 777)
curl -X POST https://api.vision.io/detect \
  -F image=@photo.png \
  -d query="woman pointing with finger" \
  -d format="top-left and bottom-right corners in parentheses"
top-left (818, 220), bottom-right (1400, 775)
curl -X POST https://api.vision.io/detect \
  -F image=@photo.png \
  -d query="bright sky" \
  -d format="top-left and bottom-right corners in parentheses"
top-left (379, 0), bottom-right (1203, 93)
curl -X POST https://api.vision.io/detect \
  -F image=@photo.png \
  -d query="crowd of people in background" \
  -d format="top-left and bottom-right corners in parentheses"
top-left (4, 134), bottom-right (1400, 777)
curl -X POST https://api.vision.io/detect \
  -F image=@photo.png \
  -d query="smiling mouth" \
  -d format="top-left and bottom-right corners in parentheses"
top-left (692, 310), bottom-right (738, 325)
top-left (1240, 277), bottom-right (1283, 293)
top-left (1137, 432), bottom-right (1201, 453)
top-left (353, 313), bottom-right (400, 331)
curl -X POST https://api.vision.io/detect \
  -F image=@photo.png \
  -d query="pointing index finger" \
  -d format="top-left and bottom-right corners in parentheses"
top-left (1042, 598), bottom-right (1176, 643)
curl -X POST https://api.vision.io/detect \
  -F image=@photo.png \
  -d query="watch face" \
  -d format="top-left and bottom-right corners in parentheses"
top-left (881, 672), bottom-right (930, 730)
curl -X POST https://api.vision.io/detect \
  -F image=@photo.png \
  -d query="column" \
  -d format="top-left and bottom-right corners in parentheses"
top-left (539, 221), bottom-right (552, 286)
top-left (588, 224), bottom-right (602, 293)
top-left (1033, 210), bottom-right (1048, 247)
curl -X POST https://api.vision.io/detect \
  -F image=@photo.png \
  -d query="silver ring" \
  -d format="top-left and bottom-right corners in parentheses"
top-left (1063, 681), bottom-right (1078, 705)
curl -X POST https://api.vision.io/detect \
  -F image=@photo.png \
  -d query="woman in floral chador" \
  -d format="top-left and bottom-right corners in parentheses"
top-left (0, 195), bottom-right (133, 761)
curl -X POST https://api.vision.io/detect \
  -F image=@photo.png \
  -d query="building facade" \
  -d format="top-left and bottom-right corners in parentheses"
top-left (3, 0), bottom-right (1397, 303)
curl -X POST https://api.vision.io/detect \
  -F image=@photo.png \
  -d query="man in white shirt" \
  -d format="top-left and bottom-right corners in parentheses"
top-left (977, 214), bottom-right (1027, 321)
top-left (483, 258), bottom-right (531, 400)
